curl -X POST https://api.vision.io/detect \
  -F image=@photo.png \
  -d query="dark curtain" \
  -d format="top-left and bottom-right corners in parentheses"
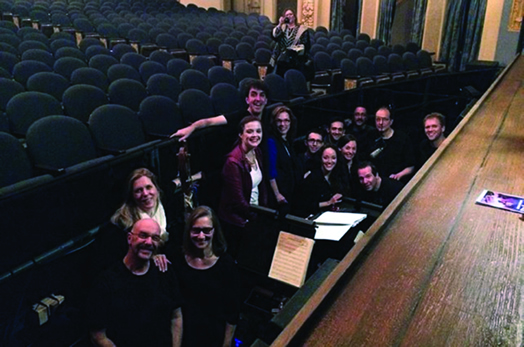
top-left (331, 0), bottom-right (346, 32)
top-left (377, 0), bottom-right (396, 44)
top-left (440, 0), bottom-right (487, 71)
top-left (410, 0), bottom-right (427, 45)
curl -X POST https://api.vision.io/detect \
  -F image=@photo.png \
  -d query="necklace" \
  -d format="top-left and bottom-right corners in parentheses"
top-left (245, 152), bottom-right (257, 169)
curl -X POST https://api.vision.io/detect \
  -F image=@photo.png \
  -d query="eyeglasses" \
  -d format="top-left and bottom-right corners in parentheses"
top-left (276, 119), bottom-right (291, 124)
top-left (131, 232), bottom-right (162, 243)
top-left (354, 112), bottom-right (366, 116)
top-left (307, 139), bottom-right (323, 144)
top-left (190, 227), bottom-right (214, 235)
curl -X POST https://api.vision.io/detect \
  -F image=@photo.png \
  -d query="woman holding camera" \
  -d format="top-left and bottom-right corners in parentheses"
top-left (271, 8), bottom-right (311, 77)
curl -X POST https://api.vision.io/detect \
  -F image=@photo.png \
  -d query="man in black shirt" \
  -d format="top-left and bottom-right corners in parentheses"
top-left (325, 118), bottom-right (345, 146)
top-left (419, 112), bottom-right (446, 168)
top-left (347, 106), bottom-right (374, 156)
top-left (87, 219), bottom-right (183, 347)
top-left (298, 128), bottom-right (324, 175)
top-left (370, 106), bottom-right (415, 182)
top-left (171, 79), bottom-right (269, 141)
top-left (357, 161), bottom-right (403, 209)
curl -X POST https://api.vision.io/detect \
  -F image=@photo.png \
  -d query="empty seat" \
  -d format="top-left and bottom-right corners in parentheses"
top-left (27, 72), bottom-right (69, 101)
top-left (210, 82), bottom-right (245, 116)
top-left (79, 38), bottom-right (104, 53)
top-left (108, 78), bottom-right (148, 111)
top-left (180, 69), bottom-right (211, 94)
top-left (284, 69), bottom-right (313, 97)
top-left (156, 33), bottom-right (178, 49)
top-left (139, 60), bottom-right (166, 84)
top-left (86, 45), bottom-right (111, 61)
top-left (120, 52), bottom-right (147, 70)
top-left (208, 66), bottom-right (235, 86)
top-left (107, 63), bottom-right (142, 83)
top-left (62, 84), bottom-right (108, 123)
top-left (0, 78), bottom-right (24, 111)
top-left (191, 55), bottom-right (215, 75)
top-left (26, 116), bottom-right (112, 173)
top-left (138, 95), bottom-right (183, 138)
top-left (313, 52), bottom-right (332, 71)
top-left (54, 46), bottom-right (86, 61)
top-left (149, 50), bottom-right (174, 67)
top-left (13, 60), bottom-right (52, 87)
top-left (6, 91), bottom-right (63, 137)
top-left (22, 49), bottom-right (55, 68)
top-left (18, 40), bottom-right (50, 54)
top-left (89, 104), bottom-right (148, 153)
top-left (71, 67), bottom-right (109, 91)
top-left (178, 89), bottom-right (215, 124)
top-left (166, 58), bottom-right (190, 79)
top-left (0, 132), bottom-right (33, 188)
top-left (111, 43), bottom-right (136, 60)
top-left (53, 57), bottom-right (87, 80)
top-left (89, 54), bottom-right (119, 75)
top-left (233, 62), bottom-right (258, 85)
top-left (236, 42), bottom-right (254, 61)
top-left (348, 48), bottom-right (363, 62)
top-left (146, 73), bottom-right (181, 102)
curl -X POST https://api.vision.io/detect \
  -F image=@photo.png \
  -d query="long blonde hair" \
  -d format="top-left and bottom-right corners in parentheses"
top-left (111, 168), bottom-right (162, 230)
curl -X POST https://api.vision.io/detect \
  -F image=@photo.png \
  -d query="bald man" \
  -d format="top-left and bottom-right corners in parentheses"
top-left (87, 219), bottom-right (183, 347)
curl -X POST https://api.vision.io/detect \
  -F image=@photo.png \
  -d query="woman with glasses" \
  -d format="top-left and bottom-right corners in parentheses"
top-left (219, 116), bottom-right (267, 257)
top-left (174, 206), bottom-right (241, 347)
top-left (265, 106), bottom-right (302, 214)
top-left (294, 144), bottom-right (351, 217)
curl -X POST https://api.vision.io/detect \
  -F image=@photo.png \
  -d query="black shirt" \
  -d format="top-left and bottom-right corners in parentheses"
top-left (173, 251), bottom-right (241, 347)
top-left (358, 177), bottom-right (404, 208)
top-left (87, 261), bottom-right (182, 347)
top-left (370, 130), bottom-right (415, 179)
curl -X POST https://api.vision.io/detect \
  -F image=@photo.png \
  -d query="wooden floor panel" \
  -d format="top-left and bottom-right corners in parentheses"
top-left (295, 56), bottom-right (524, 346)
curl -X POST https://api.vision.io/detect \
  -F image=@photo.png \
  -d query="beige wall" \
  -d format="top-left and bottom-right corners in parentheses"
top-left (180, 0), bottom-right (224, 10)
top-left (422, 0), bottom-right (447, 57)
top-left (478, 0), bottom-right (504, 60)
top-left (360, 0), bottom-right (379, 37)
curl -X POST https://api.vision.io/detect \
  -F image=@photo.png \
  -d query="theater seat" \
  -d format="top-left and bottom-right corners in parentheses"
top-left (26, 115), bottom-right (113, 174)
top-left (178, 89), bottom-right (215, 124)
top-left (0, 132), bottom-right (33, 188)
top-left (27, 72), bottom-right (70, 101)
top-left (89, 104), bottom-right (150, 154)
top-left (62, 84), bottom-right (108, 123)
top-left (138, 95), bottom-right (183, 138)
top-left (108, 78), bottom-right (148, 112)
top-left (6, 91), bottom-right (63, 137)
top-left (146, 73), bottom-right (181, 102)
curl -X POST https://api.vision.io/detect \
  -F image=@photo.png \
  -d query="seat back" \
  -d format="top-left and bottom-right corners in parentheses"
top-left (178, 88), bottom-right (215, 124)
top-left (138, 95), bottom-right (183, 137)
top-left (146, 73), bottom-right (181, 102)
top-left (180, 69), bottom-right (211, 94)
top-left (108, 78), bottom-right (148, 111)
top-left (26, 115), bottom-right (97, 170)
top-left (27, 71), bottom-right (70, 101)
top-left (6, 91), bottom-right (63, 136)
top-left (0, 132), bottom-right (32, 187)
top-left (89, 104), bottom-right (146, 152)
top-left (62, 84), bottom-right (108, 123)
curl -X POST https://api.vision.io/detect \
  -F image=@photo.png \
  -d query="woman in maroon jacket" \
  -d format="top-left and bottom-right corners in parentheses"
top-left (219, 115), bottom-right (267, 257)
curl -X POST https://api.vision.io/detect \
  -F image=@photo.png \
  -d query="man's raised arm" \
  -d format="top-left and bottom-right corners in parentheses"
top-left (171, 115), bottom-right (227, 141)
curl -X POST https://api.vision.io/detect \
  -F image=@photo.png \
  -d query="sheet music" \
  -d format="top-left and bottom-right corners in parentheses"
top-left (269, 231), bottom-right (315, 288)
top-left (313, 211), bottom-right (367, 241)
